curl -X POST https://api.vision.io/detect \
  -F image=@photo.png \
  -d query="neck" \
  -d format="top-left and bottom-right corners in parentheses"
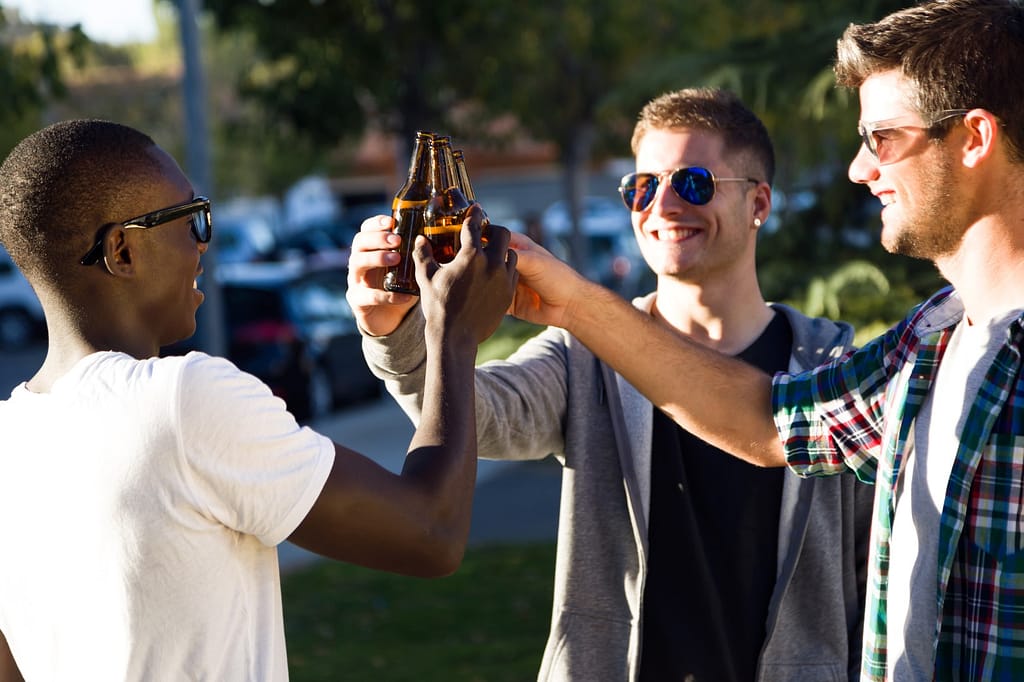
top-left (27, 308), bottom-right (157, 393)
top-left (935, 214), bottom-right (1024, 323)
top-left (651, 274), bottom-right (773, 355)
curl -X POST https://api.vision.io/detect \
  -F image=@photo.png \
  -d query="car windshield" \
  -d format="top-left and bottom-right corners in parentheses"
top-left (288, 278), bottom-right (355, 324)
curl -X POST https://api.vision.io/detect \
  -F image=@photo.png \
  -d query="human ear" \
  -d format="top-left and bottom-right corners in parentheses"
top-left (101, 226), bottom-right (135, 277)
top-left (960, 109), bottom-right (1000, 169)
top-left (752, 183), bottom-right (772, 230)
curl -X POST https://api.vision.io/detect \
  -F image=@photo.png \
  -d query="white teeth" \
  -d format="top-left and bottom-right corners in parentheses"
top-left (880, 194), bottom-right (894, 207)
top-left (658, 228), bottom-right (697, 240)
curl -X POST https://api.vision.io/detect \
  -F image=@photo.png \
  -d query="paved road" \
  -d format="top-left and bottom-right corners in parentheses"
top-left (1, 344), bottom-right (561, 574)
top-left (282, 399), bottom-right (562, 572)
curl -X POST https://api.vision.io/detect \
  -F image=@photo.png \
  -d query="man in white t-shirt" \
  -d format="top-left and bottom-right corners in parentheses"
top-left (0, 119), bottom-right (517, 681)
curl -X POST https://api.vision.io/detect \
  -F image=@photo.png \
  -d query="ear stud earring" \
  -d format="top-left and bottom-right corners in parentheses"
top-left (753, 218), bottom-right (762, 227)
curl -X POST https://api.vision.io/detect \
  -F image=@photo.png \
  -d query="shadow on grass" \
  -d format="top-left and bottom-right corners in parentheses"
top-left (284, 542), bottom-right (556, 681)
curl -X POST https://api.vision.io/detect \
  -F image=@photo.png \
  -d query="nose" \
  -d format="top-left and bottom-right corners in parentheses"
top-left (848, 144), bottom-right (880, 185)
top-left (648, 173), bottom-right (684, 215)
top-left (197, 239), bottom-right (210, 255)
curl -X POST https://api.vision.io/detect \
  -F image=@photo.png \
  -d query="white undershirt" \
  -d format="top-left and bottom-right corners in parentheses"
top-left (887, 310), bottom-right (1018, 680)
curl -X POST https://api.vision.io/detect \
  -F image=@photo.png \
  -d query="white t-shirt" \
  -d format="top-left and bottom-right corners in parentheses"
top-left (0, 351), bottom-right (335, 681)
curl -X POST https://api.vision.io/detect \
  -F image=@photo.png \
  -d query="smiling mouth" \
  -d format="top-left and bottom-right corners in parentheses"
top-left (654, 227), bottom-right (701, 241)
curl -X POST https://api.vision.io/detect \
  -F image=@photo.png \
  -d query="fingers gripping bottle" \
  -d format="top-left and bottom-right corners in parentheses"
top-left (423, 135), bottom-right (472, 265)
top-left (383, 130), bottom-right (434, 295)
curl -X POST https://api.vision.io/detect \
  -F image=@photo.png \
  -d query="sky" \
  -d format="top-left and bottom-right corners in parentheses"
top-left (5, 0), bottom-right (158, 45)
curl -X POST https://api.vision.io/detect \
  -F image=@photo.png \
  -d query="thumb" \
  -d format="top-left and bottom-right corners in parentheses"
top-left (413, 235), bottom-right (439, 286)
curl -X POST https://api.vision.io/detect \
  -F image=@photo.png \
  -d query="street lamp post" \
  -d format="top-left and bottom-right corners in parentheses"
top-left (175, 0), bottom-right (225, 357)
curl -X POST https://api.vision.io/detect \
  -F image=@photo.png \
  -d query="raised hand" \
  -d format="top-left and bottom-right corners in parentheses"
top-left (416, 205), bottom-right (518, 346)
top-left (346, 214), bottom-right (420, 337)
top-left (507, 231), bottom-right (589, 330)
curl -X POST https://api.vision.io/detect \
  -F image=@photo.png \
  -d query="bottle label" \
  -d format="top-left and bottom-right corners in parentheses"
top-left (392, 198), bottom-right (429, 211)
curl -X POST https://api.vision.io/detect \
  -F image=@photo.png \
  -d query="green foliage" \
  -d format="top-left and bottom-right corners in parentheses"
top-left (283, 542), bottom-right (556, 681)
top-left (0, 8), bottom-right (90, 158)
top-left (203, 0), bottom-right (482, 150)
top-left (798, 260), bottom-right (890, 320)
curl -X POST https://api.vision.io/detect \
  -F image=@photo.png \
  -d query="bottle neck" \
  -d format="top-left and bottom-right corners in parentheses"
top-left (408, 134), bottom-right (432, 180)
top-left (431, 141), bottom-right (455, 193)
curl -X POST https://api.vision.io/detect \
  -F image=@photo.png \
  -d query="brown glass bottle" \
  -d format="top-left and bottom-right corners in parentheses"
top-left (453, 148), bottom-right (489, 244)
top-left (383, 131), bottom-right (434, 295)
top-left (423, 136), bottom-right (471, 265)
top-left (452, 149), bottom-right (476, 202)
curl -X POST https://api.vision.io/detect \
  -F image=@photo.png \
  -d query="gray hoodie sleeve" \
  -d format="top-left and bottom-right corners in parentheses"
top-left (361, 305), bottom-right (570, 462)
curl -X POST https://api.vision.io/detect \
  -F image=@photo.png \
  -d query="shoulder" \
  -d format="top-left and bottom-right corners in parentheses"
top-left (91, 352), bottom-right (267, 413)
top-left (769, 303), bottom-right (855, 366)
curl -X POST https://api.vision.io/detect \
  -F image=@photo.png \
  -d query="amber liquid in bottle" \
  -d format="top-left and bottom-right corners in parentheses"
top-left (383, 131), bottom-right (434, 295)
top-left (423, 136), bottom-right (471, 265)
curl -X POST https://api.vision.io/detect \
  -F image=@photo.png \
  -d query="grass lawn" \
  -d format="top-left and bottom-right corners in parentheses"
top-left (283, 542), bottom-right (557, 681)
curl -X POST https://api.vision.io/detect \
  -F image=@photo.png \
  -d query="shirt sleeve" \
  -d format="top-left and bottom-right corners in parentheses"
top-left (174, 352), bottom-right (335, 546)
top-left (362, 304), bottom-right (572, 462)
top-left (772, 330), bottom-right (899, 485)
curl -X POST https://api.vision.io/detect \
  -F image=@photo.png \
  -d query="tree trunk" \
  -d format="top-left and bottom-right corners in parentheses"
top-left (561, 121), bottom-right (595, 274)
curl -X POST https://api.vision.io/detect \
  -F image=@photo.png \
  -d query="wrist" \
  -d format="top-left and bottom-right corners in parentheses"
top-left (562, 276), bottom-right (604, 335)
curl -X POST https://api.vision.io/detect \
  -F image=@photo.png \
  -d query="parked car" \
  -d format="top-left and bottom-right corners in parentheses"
top-left (330, 200), bottom-right (395, 247)
top-left (0, 246), bottom-right (45, 349)
top-left (211, 208), bottom-right (278, 264)
top-left (541, 195), bottom-right (630, 237)
top-left (270, 224), bottom-right (351, 271)
top-left (541, 196), bottom-right (652, 298)
top-left (166, 261), bottom-right (381, 422)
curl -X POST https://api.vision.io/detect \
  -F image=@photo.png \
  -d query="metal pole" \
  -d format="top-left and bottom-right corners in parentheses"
top-left (175, 0), bottom-right (225, 357)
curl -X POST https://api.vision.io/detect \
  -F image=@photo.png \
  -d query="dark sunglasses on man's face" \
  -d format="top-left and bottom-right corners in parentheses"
top-left (618, 167), bottom-right (759, 212)
top-left (80, 196), bottom-right (213, 266)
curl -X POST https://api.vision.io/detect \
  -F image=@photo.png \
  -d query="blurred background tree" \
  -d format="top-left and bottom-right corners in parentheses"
top-left (0, 0), bottom-right (947, 333)
top-left (0, 6), bottom-right (89, 155)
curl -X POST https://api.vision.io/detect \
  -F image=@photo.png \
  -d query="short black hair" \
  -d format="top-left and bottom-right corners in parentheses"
top-left (0, 119), bottom-right (158, 282)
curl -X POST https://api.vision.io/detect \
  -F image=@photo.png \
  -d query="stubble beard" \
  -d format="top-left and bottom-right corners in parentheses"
top-left (884, 154), bottom-right (965, 261)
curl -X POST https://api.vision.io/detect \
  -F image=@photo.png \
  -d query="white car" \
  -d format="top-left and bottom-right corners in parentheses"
top-left (0, 247), bottom-right (44, 349)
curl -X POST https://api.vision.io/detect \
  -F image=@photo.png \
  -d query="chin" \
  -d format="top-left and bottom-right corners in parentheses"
top-left (161, 323), bottom-right (198, 351)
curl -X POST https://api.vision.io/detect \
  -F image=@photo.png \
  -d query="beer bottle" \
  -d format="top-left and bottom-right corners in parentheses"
top-left (452, 149), bottom-right (476, 202)
top-left (453, 147), bottom-right (490, 245)
top-left (423, 135), bottom-right (471, 265)
top-left (383, 130), bottom-right (433, 295)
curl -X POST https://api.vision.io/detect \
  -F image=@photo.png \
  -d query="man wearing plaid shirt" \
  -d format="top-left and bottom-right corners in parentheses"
top-left (503, 0), bottom-right (1024, 679)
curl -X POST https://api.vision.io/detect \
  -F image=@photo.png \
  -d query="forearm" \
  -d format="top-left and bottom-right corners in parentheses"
top-left (0, 630), bottom-right (23, 682)
top-left (399, 330), bottom-right (479, 570)
top-left (365, 306), bottom-right (568, 462)
top-left (361, 303), bottom-right (430, 424)
top-left (565, 281), bottom-right (786, 467)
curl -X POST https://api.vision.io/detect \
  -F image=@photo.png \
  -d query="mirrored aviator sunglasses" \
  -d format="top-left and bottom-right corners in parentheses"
top-left (618, 167), bottom-right (758, 212)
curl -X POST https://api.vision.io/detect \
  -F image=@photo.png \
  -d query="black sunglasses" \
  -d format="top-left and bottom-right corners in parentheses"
top-left (618, 167), bottom-right (759, 212)
top-left (80, 196), bottom-right (213, 266)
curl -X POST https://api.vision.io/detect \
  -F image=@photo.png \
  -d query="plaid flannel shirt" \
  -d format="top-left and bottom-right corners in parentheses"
top-left (772, 286), bottom-right (1024, 681)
